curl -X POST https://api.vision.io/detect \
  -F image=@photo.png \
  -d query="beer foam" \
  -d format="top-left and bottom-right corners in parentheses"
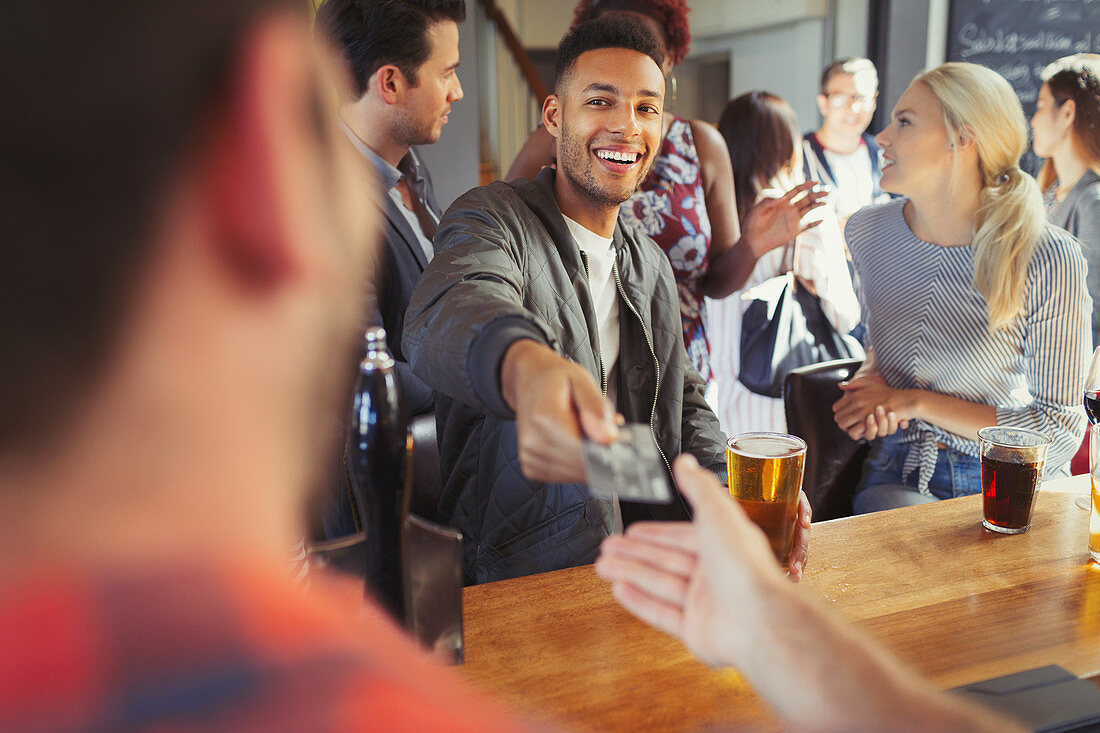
top-left (731, 435), bottom-right (803, 459)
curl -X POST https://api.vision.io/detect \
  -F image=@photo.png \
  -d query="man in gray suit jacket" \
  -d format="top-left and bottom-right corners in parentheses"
top-left (317, 0), bottom-right (466, 416)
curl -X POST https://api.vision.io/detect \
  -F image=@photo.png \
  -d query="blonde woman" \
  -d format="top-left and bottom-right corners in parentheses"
top-left (832, 62), bottom-right (1090, 513)
top-left (1032, 54), bottom-right (1100, 347)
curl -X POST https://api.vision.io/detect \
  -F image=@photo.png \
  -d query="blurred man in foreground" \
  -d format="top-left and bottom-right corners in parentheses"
top-left (0, 2), bottom-right (515, 729)
top-left (0, 3), bottom-right (1017, 731)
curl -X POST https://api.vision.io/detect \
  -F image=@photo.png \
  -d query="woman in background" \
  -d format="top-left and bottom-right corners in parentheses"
top-left (707, 91), bottom-right (860, 435)
top-left (1031, 53), bottom-right (1100, 348)
top-left (833, 63), bottom-right (1089, 513)
top-left (506, 0), bottom-right (822, 384)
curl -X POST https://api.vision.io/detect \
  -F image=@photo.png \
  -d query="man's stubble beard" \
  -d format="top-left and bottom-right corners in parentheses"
top-left (391, 104), bottom-right (440, 149)
top-left (557, 116), bottom-right (653, 209)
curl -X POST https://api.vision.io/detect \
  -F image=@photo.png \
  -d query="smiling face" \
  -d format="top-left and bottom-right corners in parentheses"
top-left (546, 47), bottom-right (664, 220)
top-left (1031, 83), bottom-right (1072, 160)
top-left (393, 19), bottom-right (463, 146)
top-left (818, 70), bottom-right (877, 139)
top-left (875, 81), bottom-right (957, 200)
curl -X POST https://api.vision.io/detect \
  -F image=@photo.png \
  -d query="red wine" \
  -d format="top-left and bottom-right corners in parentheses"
top-left (1087, 390), bottom-right (1100, 425)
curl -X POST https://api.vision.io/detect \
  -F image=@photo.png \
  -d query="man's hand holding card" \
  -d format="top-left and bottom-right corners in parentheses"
top-left (583, 424), bottom-right (673, 505)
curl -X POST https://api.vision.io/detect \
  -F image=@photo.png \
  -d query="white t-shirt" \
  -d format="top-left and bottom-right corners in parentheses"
top-left (563, 215), bottom-right (620, 403)
top-left (563, 215), bottom-right (624, 535)
top-left (821, 143), bottom-right (876, 220)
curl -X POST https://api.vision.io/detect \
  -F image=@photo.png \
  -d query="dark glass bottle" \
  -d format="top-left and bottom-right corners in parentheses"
top-left (348, 327), bottom-right (409, 622)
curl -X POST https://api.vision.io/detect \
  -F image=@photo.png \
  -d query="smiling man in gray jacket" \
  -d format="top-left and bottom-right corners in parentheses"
top-left (404, 16), bottom-right (810, 584)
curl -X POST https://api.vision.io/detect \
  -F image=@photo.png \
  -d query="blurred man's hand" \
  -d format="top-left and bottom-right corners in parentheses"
top-left (596, 453), bottom-right (781, 667)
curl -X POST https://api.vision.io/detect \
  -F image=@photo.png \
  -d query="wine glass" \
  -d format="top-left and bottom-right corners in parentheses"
top-left (1080, 346), bottom-right (1100, 509)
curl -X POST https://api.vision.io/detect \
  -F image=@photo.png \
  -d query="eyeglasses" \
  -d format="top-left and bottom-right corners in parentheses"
top-left (824, 92), bottom-right (877, 109)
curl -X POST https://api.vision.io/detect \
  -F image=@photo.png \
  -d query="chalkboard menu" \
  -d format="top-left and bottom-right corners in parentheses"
top-left (947, 0), bottom-right (1100, 171)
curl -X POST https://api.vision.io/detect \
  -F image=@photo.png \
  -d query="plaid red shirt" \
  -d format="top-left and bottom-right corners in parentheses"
top-left (0, 562), bottom-right (527, 732)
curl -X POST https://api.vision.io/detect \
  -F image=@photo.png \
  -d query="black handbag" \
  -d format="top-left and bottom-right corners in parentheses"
top-left (738, 265), bottom-right (864, 399)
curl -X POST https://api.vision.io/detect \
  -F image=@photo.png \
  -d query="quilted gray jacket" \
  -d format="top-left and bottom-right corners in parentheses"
top-left (403, 168), bottom-right (727, 584)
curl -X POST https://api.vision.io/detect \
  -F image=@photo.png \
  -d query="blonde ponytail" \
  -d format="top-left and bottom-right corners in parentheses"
top-left (916, 63), bottom-right (1047, 330)
top-left (972, 167), bottom-right (1047, 330)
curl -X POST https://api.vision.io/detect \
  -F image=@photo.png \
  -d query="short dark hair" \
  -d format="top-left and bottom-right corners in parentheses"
top-left (819, 57), bottom-right (877, 94)
top-left (571, 0), bottom-right (691, 67)
top-left (316, 0), bottom-right (466, 97)
top-left (554, 15), bottom-right (665, 92)
top-left (0, 0), bottom-right (294, 451)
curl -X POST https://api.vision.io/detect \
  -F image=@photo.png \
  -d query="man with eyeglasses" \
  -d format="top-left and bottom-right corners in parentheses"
top-left (803, 57), bottom-right (888, 226)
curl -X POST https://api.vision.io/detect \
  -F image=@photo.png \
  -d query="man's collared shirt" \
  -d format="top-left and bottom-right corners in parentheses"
top-left (341, 120), bottom-right (437, 263)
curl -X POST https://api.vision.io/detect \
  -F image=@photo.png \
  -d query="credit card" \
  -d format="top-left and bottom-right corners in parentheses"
top-left (583, 424), bottom-right (672, 504)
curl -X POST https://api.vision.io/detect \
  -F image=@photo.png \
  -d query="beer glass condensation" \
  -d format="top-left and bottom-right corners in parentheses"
top-left (979, 426), bottom-right (1051, 535)
top-left (726, 432), bottom-right (806, 564)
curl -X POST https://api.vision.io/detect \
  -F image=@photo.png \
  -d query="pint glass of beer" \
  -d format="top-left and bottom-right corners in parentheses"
top-left (726, 432), bottom-right (806, 564)
top-left (978, 426), bottom-right (1051, 535)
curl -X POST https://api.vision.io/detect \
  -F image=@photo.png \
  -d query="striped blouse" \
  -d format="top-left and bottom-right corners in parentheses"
top-left (846, 198), bottom-right (1090, 492)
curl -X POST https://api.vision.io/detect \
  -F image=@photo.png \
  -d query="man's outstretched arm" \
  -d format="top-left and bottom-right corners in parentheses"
top-left (403, 188), bottom-right (617, 483)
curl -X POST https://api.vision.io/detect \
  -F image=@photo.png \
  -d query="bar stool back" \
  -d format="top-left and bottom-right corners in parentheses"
top-left (783, 358), bottom-right (869, 521)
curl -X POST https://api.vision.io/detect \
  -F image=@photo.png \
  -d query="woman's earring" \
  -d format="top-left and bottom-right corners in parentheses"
top-left (669, 73), bottom-right (678, 102)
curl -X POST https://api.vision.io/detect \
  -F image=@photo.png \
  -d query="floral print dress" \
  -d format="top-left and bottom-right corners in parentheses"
top-left (620, 116), bottom-right (713, 382)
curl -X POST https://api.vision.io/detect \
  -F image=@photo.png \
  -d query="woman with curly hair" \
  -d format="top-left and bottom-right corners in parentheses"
top-left (1031, 53), bottom-right (1100, 347)
top-left (506, 0), bottom-right (822, 384)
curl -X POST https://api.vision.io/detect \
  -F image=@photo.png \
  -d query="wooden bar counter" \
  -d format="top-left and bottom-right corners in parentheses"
top-left (460, 482), bottom-right (1100, 731)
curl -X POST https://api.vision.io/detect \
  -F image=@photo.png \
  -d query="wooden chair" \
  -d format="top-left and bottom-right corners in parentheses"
top-left (407, 413), bottom-right (444, 522)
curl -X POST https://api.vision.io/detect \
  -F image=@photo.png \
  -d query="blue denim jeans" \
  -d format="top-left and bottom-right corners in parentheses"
top-left (853, 432), bottom-right (982, 514)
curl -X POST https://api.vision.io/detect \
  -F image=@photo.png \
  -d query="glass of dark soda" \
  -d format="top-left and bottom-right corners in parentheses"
top-left (978, 426), bottom-right (1052, 535)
